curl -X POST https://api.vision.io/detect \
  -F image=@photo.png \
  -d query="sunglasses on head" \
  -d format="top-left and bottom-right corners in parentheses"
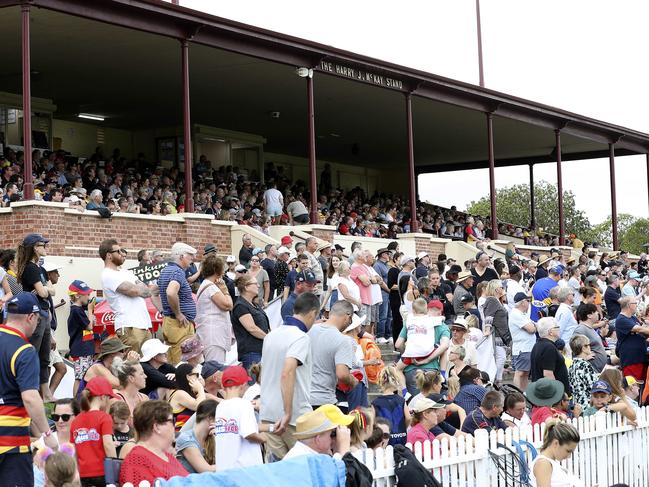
top-left (51, 414), bottom-right (72, 422)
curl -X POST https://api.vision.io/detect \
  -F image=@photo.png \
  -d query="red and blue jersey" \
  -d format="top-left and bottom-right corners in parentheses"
top-left (0, 325), bottom-right (39, 455)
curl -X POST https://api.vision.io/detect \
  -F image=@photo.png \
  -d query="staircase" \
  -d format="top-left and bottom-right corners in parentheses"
top-left (368, 341), bottom-right (401, 403)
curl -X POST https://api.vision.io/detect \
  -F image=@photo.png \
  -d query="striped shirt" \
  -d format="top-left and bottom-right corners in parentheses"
top-left (0, 325), bottom-right (39, 455)
top-left (158, 262), bottom-right (197, 321)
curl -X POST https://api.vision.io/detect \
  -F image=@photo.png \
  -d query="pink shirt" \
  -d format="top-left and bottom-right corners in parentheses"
top-left (350, 263), bottom-right (372, 305)
top-left (407, 422), bottom-right (436, 446)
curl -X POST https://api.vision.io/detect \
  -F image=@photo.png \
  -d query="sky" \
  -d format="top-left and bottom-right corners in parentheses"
top-left (183, 0), bottom-right (649, 225)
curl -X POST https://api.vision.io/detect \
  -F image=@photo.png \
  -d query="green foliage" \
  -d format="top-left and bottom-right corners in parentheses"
top-left (581, 214), bottom-right (649, 253)
top-left (466, 181), bottom-right (591, 236)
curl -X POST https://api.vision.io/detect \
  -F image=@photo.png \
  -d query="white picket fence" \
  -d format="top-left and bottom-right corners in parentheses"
top-left (353, 406), bottom-right (649, 487)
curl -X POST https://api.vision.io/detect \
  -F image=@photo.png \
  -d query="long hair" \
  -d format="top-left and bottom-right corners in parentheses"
top-left (16, 243), bottom-right (37, 280)
top-left (176, 363), bottom-right (198, 398)
top-left (541, 418), bottom-right (580, 451)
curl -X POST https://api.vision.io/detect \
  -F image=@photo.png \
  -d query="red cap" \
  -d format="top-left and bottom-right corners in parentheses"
top-left (85, 376), bottom-right (120, 399)
top-left (222, 365), bottom-right (252, 387)
top-left (281, 236), bottom-right (293, 245)
top-left (427, 300), bottom-right (444, 311)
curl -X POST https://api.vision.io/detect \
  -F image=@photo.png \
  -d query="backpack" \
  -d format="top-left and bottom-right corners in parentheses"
top-left (393, 444), bottom-right (442, 487)
top-left (357, 337), bottom-right (384, 384)
top-left (342, 452), bottom-right (374, 487)
top-left (372, 394), bottom-right (407, 446)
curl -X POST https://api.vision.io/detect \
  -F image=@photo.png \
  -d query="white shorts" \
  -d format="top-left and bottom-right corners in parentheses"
top-left (49, 348), bottom-right (64, 366)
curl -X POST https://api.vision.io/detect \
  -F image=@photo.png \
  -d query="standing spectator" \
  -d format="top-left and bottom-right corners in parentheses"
top-left (530, 317), bottom-right (571, 396)
top-left (621, 271), bottom-right (642, 297)
top-left (482, 280), bottom-right (510, 383)
top-left (334, 261), bottom-right (362, 312)
top-left (303, 238), bottom-right (324, 296)
top-left (470, 252), bottom-right (499, 289)
top-left (260, 293), bottom-right (320, 460)
top-left (281, 270), bottom-right (317, 320)
top-left (0, 293), bottom-right (58, 485)
top-left (195, 254), bottom-right (234, 362)
top-left (239, 234), bottom-right (254, 267)
top-left (615, 296), bottom-right (649, 383)
top-left (248, 254), bottom-right (270, 307)
top-left (158, 242), bottom-right (197, 364)
top-left (555, 287), bottom-right (578, 343)
top-left (452, 272), bottom-right (474, 315)
top-left (460, 391), bottom-right (507, 435)
top-left (387, 251), bottom-right (404, 343)
top-left (350, 251), bottom-right (375, 330)
top-left (318, 242), bottom-right (332, 295)
top-left (374, 248), bottom-right (392, 344)
top-left (505, 265), bottom-right (526, 311)
top-left (119, 401), bottom-right (188, 485)
top-left (52, 397), bottom-right (80, 447)
top-left (567, 334), bottom-right (599, 410)
top-left (530, 266), bottom-right (562, 321)
top-left (604, 274), bottom-right (622, 322)
top-left (274, 246), bottom-right (291, 301)
top-left (231, 274), bottom-right (270, 371)
top-left (16, 233), bottom-right (54, 399)
top-left (67, 280), bottom-right (96, 397)
top-left (263, 181), bottom-right (284, 224)
top-left (100, 239), bottom-right (153, 354)
top-left (70, 376), bottom-right (119, 486)
top-left (308, 300), bottom-right (357, 410)
top-left (508, 292), bottom-right (536, 391)
top-left (214, 365), bottom-right (268, 471)
top-left (283, 253), bottom-right (310, 300)
top-left (260, 244), bottom-right (278, 299)
top-left (137, 249), bottom-right (151, 266)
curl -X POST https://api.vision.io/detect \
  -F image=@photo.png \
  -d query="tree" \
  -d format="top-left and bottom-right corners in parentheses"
top-left (581, 214), bottom-right (649, 254)
top-left (466, 181), bottom-right (591, 237)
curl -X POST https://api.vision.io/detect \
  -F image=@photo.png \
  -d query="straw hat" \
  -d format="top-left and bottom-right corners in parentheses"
top-left (293, 405), bottom-right (354, 440)
top-left (456, 271), bottom-right (473, 283)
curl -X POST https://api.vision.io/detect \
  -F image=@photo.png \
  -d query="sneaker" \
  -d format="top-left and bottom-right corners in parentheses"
top-left (377, 337), bottom-right (388, 344)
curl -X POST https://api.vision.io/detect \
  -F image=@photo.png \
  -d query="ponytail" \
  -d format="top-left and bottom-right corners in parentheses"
top-left (541, 418), bottom-right (580, 450)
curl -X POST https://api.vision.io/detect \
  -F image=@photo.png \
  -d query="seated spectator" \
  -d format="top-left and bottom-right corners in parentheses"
top-left (623, 376), bottom-right (640, 412)
top-left (460, 391), bottom-right (507, 435)
top-left (176, 399), bottom-right (217, 473)
top-left (165, 363), bottom-right (207, 432)
top-left (82, 338), bottom-right (133, 394)
top-left (284, 404), bottom-right (354, 460)
top-left (525, 378), bottom-right (567, 425)
top-left (348, 407), bottom-right (375, 452)
top-left (120, 400), bottom-right (189, 485)
top-left (407, 397), bottom-right (447, 445)
top-left (179, 335), bottom-right (205, 368)
top-left (530, 419), bottom-right (581, 487)
top-left (501, 391), bottom-right (531, 429)
top-left (581, 380), bottom-right (637, 424)
top-left (567, 334), bottom-right (599, 410)
top-left (111, 359), bottom-right (148, 424)
top-left (453, 367), bottom-right (487, 414)
top-left (139, 338), bottom-right (177, 397)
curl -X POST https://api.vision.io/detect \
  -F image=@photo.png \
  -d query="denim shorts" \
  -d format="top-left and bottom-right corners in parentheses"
top-left (512, 352), bottom-right (531, 372)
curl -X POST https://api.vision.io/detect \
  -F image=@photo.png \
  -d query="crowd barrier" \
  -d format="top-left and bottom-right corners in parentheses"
top-left (107, 406), bottom-right (649, 487)
top-left (353, 406), bottom-right (649, 487)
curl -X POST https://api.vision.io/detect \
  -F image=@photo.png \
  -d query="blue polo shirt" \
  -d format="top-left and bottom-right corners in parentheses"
top-left (0, 325), bottom-right (39, 455)
top-left (158, 262), bottom-right (197, 320)
top-left (281, 292), bottom-right (298, 321)
top-left (531, 277), bottom-right (558, 321)
top-left (461, 407), bottom-right (507, 435)
top-left (615, 314), bottom-right (648, 367)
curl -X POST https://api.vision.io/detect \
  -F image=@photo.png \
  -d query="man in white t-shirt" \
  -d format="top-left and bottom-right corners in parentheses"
top-left (508, 292), bottom-right (537, 391)
top-left (263, 181), bottom-right (284, 223)
top-left (99, 238), bottom-right (153, 354)
top-left (505, 265), bottom-right (527, 312)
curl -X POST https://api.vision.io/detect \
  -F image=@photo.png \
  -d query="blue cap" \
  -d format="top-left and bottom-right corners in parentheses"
top-left (627, 271), bottom-right (642, 280)
top-left (513, 292), bottom-right (531, 304)
top-left (549, 265), bottom-right (565, 275)
top-left (296, 270), bottom-right (319, 283)
top-left (22, 233), bottom-right (49, 247)
top-left (6, 292), bottom-right (40, 315)
top-left (252, 247), bottom-right (264, 256)
top-left (201, 360), bottom-right (227, 379)
top-left (591, 380), bottom-right (612, 395)
top-left (68, 280), bottom-right (93, 295)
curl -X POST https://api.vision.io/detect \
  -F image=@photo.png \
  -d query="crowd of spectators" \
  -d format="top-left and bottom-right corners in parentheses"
top-left (1, 147), bottom-right (563, 244)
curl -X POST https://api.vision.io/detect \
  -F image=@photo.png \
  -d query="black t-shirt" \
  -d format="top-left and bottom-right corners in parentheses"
top-left (387, 267), bottom-right (401, 306)
top-left (68, 305), bottom-right (94, 357)
top-left (20, 261), bottom-right (49, 310)
top-left (530, 338), bottom-right (571, 395)
top-left (231, 297), bottom-right (270, 355)
top-left (141, 362), bottom-right (177, 395)
top-left (260, 258), bottom-right (277, 295)
top-left (429, 283), bottom-right (453, 319)
top-left (239, 246), bottom-right (253, 267)
top-left (471, 267), bottom-right (499, 287)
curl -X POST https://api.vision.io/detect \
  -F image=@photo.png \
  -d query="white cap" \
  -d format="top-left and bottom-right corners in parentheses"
top-left (235, 264), bottom-right (247, 272)
top-left (343, 313), bottom-right (366, 333)
top-left (140, 339), bottom-right (170, 363)
top-left (277, 246), bottom-right (291, 255)
top-left (401, 255), bottom-right (415, 266)
top-left (68, 195), bottom-right (80, 203)
top-left (417, 251), bottom-right (429, 260)
top-left (226, 255), bottom-right (236, 263)
top-left (42, 261), bottom-right (64, 273)
top-left (171, 242), bottom-right (197, 256)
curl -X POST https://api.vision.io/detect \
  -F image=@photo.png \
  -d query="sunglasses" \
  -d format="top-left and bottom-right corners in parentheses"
top-left (109, 248), bottom-right (128, 255)
top-left (51, 414), bottom-right (72, 422)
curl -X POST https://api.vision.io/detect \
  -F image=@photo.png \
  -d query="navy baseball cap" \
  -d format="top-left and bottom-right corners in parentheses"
top-left (296, 270), bottom-right (319, 283)
top-left (514, 292), bottom-right (531, 304)
top-left (591, 380), bottom-right (612, 395)
top-left (201, 360), bottom-right (227, 379)
top-left (6, 292), bottom-right (40, 315)
top-left (22, 233), bottom-right (49, 246)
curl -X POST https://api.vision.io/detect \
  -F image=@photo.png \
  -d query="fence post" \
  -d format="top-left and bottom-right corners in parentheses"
top-left (473, 429), bottom-right (491, 482)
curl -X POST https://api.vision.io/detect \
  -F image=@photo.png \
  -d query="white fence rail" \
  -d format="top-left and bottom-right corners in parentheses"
top-left (354, 406), bottom-right (649, 487)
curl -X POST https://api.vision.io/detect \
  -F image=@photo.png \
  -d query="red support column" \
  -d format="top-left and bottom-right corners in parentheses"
top-left (529, 163), bottom-right (535, 228)
top-left (21, 4), bottom-right (33, 200)
top-left (555, 130), bottom-right (565, 245)
top-left (646, 153), bottom-right (649, 216)
top-left (609, 143), bottom-right (618, 250)
top-left (487, 113), bottom-right (497, 239)
top-left (406, 93), bottom-right (418, 233)
top-left (475, 0), bottom-right (485, 87)
top-left (307, 74), bottom-right (318, 225)
top-left (181, 39), bottom-right (194, 213)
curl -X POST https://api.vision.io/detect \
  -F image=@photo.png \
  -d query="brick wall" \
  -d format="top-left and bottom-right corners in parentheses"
top-left (0, 203), bottom-right (232, 257)
top-left (310, 226), bottom-right (337, 244)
